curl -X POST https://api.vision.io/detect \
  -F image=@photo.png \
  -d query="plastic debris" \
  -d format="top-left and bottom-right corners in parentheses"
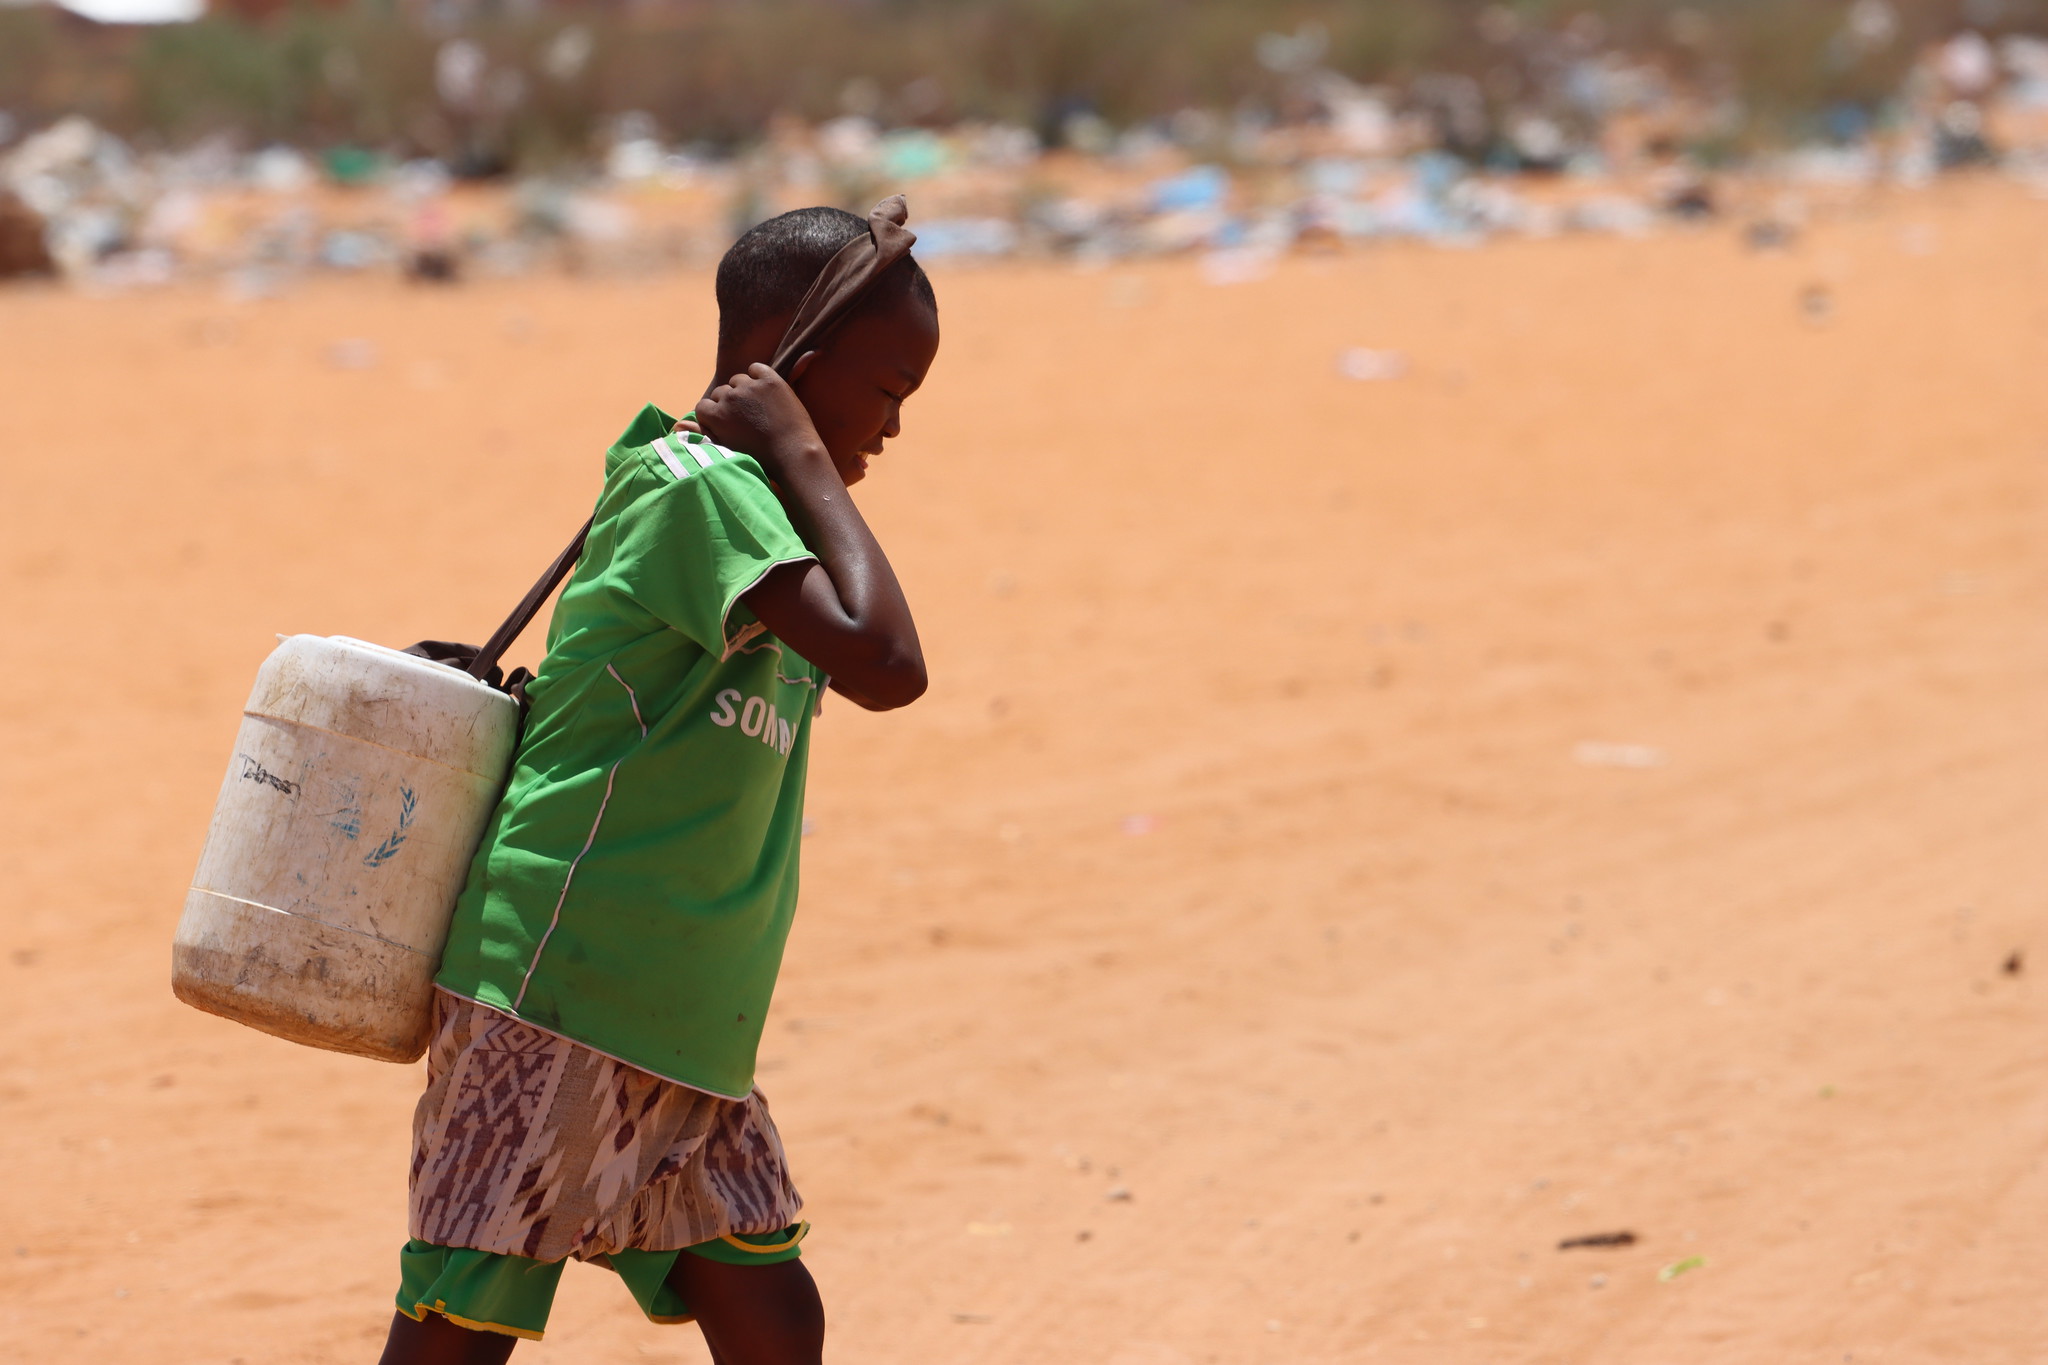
top-left (1337, 347), bottom-right (1408, 381)
top-left (1573, 742), bottom-right (1667, 770)
top-left (5, 6), bottom-right (2048, 294)
top-left (1201, 246), bottom-right (1275, 285)
top-left (325, 339), bottom-right (379, 371)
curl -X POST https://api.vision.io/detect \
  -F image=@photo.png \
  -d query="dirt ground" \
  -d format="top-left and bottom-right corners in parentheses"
top-left (4, 176), bottom-right (2048, 1364)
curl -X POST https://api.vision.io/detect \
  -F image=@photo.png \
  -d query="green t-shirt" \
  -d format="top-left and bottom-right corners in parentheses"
top-left (435, 403), bottom-right (826, 1099)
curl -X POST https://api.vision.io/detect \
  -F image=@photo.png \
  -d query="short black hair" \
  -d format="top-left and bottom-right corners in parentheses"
top-left (715, 205), bottom-right (936, 354)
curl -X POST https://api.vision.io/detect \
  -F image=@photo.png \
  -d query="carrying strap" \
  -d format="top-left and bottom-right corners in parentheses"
top-left (770, 195), bottom-right (917, 374)
top-left (464, 194), bottom-right (918, 684)
top-left (465, 516), bottom-right (592, 681)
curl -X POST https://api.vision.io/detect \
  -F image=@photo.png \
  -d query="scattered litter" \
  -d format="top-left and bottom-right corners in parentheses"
top-left (1570, 195), bottom-right (1655, 237)
top-left (248, 145), bottom-right (312, 194)
top-left (1801, 284), bottom-right (1834, 322)
top-left (1573, 742), bottom-right (1667, 769)
top-left (801, 818), bottom-right (817, 837)
top-left (1200, 246), bottom-right (1275, 286)
top-left (1119, 815), bottom-right (1156, 837)
top-left (1106, 1185), bottom-right (1134, 1201)
top-left (1337, 347), bottom-right (1409, 381)
top-left (1264, 1319), bottom-right (1284, 1333)
top-left (1661, 176), bottom-right (1716, 219)
top-left (1558, 1230), bottom-right (1638, 1250)
top-left (951, 1313), bottom-right (993, 1325)
top-left (965, 1222), bottom-right (1012, 1237)
top-left (1, 25), bottom-right (2044, 293)
top-left (2004, 950), bottom-right (2024, 976)
top-left (913, 217), bottom-right (1020, 259)
top-left (325, 338), bottom-right (379, 371)
top-left (1658, 1255), bottom-right (1706, 1282)
top-left (1148, 164), bottom-right (1230, 214)
top-left (91, 248), bottom-right (173, 290)
top-left (321, 229), bottom-right (389, 272)
top-left (1589, 1273), bottom-right (1608, 1288)
top-left (1744, 219), bottom-right (1799, 251)
top-left (224, 267), bottom-right (283, 302)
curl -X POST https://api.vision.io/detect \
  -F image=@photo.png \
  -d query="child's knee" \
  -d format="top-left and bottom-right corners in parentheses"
top-left (669, 1256), bottom-right (824, 1365)
top-left (378, 1308), bottom-right (520, 1365)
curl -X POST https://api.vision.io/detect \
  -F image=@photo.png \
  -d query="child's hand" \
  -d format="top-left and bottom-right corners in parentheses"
top-left (685, 361), bottom-right (828, 480)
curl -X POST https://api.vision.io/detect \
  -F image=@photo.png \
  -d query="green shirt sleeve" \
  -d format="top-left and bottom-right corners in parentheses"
top-left (612, 438), bottom-right (815, 657)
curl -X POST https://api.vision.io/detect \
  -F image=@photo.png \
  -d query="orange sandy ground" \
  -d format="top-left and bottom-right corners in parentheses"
top-left (4, 177), bottom-right (2048, 1365)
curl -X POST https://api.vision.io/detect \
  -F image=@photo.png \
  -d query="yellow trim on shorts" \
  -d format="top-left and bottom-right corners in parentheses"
top-left (718, 1220), bottom-right (810, 1255)
top-left (400, 1296), bottom-right (548, 1341)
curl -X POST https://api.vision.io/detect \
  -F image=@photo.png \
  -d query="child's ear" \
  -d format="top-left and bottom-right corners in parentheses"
top-left (787, 350), bottom-right (821, 383)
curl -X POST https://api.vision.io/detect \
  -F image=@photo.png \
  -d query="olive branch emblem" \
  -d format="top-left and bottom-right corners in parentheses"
top-left (362, 787), bottom-right (418, 868)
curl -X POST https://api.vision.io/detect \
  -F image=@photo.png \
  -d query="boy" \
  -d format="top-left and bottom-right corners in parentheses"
top-left (377, 199), bottom-right (940, 1365)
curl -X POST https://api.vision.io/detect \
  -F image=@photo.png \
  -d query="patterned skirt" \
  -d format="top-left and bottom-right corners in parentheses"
top-left (408, 990), bottom-right (803, 1263)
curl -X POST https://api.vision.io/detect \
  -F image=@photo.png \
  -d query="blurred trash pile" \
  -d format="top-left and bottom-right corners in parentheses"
top-left (6, 9), bottom-right (2048, 290)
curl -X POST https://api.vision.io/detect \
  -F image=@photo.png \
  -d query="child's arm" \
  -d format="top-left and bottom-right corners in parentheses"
top-left (691, 364), bottom-right (927, 711)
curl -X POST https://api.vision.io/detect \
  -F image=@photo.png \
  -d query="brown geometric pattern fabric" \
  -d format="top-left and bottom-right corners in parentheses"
top-left (408, 990), bottom-right (802, 1263)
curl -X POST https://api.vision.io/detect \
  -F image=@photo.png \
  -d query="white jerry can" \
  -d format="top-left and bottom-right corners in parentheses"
top-left (172, 635), bottom-right (520, 1062)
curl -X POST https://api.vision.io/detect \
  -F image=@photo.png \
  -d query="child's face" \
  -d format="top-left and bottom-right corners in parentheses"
top-left (791, 289), bottom-right (940, 487)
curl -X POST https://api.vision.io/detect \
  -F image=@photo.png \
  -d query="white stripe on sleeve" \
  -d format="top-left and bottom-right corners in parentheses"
top-left (653, 434), bottom-right (693, 481)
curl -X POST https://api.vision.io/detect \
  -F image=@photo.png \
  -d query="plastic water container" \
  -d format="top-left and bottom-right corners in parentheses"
top-left (172, 635), bottom-right (519, 1062)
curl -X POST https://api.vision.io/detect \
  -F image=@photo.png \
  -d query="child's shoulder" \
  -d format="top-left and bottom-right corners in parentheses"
top-left (605, 402), bottom-right (776, 498)
top-left (595, 405), bottom-right (801, 584)
top-left (579, 405), bottom-right (811, 655)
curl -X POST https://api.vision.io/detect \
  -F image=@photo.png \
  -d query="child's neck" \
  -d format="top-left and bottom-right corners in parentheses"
top-left (703, 355), bottom-right (773, 403)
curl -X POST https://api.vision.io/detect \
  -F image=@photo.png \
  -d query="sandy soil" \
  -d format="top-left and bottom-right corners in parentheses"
top-left (4, 176), bottom-right (2048, 1365)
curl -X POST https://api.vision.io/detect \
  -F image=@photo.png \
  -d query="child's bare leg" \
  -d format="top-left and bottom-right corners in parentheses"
top-left (666, 1256), bottom-right (824, 1365)
top-left (375, 1309), bottom-right (518, 1365)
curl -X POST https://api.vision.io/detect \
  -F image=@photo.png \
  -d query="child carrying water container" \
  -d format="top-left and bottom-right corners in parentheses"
top-left (377, 199), bottom-right (940, 1365)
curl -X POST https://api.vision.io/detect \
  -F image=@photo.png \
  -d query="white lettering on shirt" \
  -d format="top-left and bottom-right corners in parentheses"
top-left (709, 689), bottom-right (796, 756)
top-left (709, 688), bottom-right (742, 727)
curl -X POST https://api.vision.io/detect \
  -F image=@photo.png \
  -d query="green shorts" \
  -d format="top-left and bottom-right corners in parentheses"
top-left (395, 1223), bottom-right (809, 1340)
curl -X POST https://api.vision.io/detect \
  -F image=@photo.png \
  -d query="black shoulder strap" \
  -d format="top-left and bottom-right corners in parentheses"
top-left (465, 517), bottom-right (593, 682)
